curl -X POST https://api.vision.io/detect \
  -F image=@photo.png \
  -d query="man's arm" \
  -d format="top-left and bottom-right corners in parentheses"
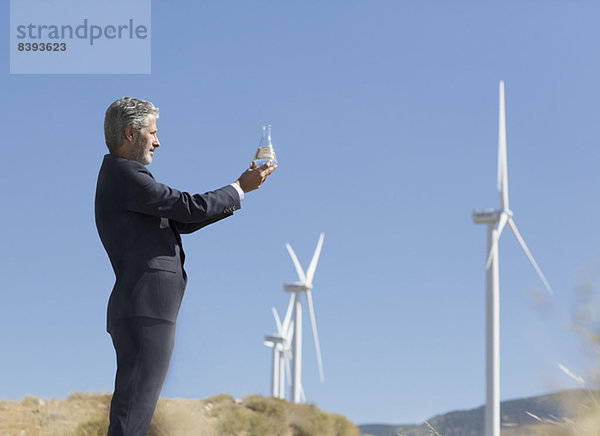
top-left (124, 159), bottom-right (276, 231)
top-left (168, 160), bottom-right (277, 233)
top-left (171, 183), bottom-right (244, 234)
top-left (124, 165), bottom-right (241, 224)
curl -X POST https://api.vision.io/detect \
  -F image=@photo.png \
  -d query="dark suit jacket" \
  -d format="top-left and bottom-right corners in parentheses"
top-left (95, 154), bottom-right (241, 332)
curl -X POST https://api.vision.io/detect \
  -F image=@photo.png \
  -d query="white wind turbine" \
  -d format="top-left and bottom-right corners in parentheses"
top-left (264, 298), bottom-right (294, 399)
top-left (284, 233), bottom-right (325, 404)
top-left (472, 81), bottom-right (553, 436)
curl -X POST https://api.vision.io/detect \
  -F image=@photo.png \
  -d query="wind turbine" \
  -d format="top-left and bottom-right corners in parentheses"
top-left (284, 233), bottom-right (326, 404)
top-left (264, 298), bottom-right (294, 399)
top-left (472, 81), bottom-right (553, 436)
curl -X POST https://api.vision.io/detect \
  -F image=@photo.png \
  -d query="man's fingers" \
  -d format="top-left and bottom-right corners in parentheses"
top-left (260, 166), bottom-right (276, 180)
top-left (259, 160), bottom-right (272, 170)
top-left (265, 165), bottom-right (277, 176)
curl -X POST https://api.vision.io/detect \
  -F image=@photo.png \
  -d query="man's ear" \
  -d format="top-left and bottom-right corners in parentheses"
top-left (124, 124), bottom-right (137, 143)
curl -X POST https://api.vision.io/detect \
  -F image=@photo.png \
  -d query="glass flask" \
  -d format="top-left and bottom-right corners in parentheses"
top-left (252, 124), bottom-right (277, 167)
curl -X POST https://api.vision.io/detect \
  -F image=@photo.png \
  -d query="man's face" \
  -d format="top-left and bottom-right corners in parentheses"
top-left (131, 117), bottom-right (159, 165)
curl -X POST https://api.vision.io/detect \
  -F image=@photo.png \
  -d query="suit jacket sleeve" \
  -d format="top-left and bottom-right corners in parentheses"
top-left (124, 164), bottom-right (241, 226)
top-left (171, 213), bottom-right (233, 234)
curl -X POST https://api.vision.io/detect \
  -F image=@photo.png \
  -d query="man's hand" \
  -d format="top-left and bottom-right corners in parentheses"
top-left (235, 160), bottom-right (277, 193)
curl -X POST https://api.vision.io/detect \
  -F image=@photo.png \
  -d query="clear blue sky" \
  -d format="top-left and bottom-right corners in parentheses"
top-left (1, 1), bottom-right (600, 426)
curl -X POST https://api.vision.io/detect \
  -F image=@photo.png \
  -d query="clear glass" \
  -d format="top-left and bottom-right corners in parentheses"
top-left (252, 124), bottom-right (277, 167)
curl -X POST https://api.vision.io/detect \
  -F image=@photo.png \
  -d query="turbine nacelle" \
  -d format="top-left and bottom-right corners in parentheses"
top-left (264, 334), bottom-right (285, 345)
top-left (472, 209), bottom-right (513, 224)
top-left (473, 209), bottom-right (500, 224)
top-left (284, 282), bottom-right (312, 293)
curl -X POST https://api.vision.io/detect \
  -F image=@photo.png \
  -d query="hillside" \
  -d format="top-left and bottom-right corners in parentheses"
top-left (0, 392), bottom-right (359, 436)
top-left (359, 389), bottom-right (600, 436)
top-left (2, 389), bottom-right (599, 435)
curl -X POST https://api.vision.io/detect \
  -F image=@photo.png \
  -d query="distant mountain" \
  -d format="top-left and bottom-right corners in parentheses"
top-left (358, 389), bottom-right (600, 436)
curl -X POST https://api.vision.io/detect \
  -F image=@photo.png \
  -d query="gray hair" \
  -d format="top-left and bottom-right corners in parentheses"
top-left (104, 97), bottom-right (159, 152)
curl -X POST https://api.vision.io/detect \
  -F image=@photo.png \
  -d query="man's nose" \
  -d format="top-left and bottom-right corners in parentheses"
top-left (154, 136), bottom-right (160, 147)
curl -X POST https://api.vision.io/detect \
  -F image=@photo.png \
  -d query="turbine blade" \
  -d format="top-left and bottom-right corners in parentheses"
top-left (498, 81), bottom-right (509, 211)
top-left (272, 307), bottom-right (283, 335)
top-left (286, 243), bottom-right (307, 283)
top-left (286, 320), bottom-right (295, 342)
top-left (485, 213), bottom-right (507, 269)
top-left (300, 384), bottom-right (306, 403)
top-left (507, 217), bottom-right (553, 294)
top-left (306, 233), bottom-right (325, 285)
top-left (281, 294), bottom-right (295, 334)
top-left (283, 345), bottom-right (293, 361)
top-left (264, 341), bottom-right (274, 348)
top-left (497, 212), bottom-right (507, 237)
top-left (497, 81), bottom-right (505, 192)
top-left (306, 289), bottom-right (325, 383)
top-left (485, 231), bottom-right (498, 270)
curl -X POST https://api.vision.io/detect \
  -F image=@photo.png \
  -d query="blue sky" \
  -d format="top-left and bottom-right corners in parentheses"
top-left (1, 1), bottom-right (600, 426)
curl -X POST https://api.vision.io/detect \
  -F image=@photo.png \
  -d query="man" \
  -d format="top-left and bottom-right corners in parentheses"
top-left (95, 97), bottom-right (276, 435)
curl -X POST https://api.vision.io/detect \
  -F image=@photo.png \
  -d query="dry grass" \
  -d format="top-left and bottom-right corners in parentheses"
top-left (0, 392), bottom-right (111, 436)
top-left (537, 391), bottom-right (600, 436)
top-left (0, 392), bottom-right (359, 436)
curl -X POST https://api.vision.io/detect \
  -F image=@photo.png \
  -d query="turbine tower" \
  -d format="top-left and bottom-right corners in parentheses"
top-left (284, 233), bottom-right (325, 404)
top-left (472, 81), bottom-right (553, 436)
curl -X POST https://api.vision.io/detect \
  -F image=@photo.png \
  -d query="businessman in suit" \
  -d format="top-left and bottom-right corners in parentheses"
top-left (95, 97), bottom-right (276, 435)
